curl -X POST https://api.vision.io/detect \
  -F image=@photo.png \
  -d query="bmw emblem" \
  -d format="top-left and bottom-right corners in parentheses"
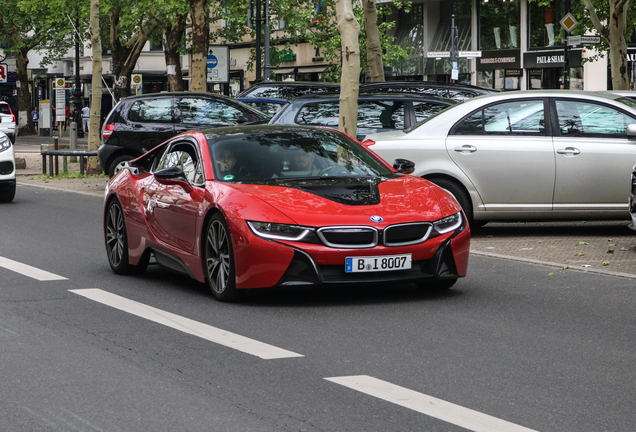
top-left (370, 215), bottom-right (383, 223)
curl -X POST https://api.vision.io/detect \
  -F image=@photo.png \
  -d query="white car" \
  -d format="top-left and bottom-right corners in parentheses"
top-left (0, 101), bottom-right (17, 144)
top-left (0, 131), bottom-right (16, 202)
top-left (364, 90), bottom-right (636, 226)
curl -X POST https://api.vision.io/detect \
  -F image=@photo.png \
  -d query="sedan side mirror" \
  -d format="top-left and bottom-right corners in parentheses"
top-left (154, 167), bottom-right (193, 193)
top-left (393, 158), bottom-right (415, 174)
top-left (627, 124), bottom-right (636, 138)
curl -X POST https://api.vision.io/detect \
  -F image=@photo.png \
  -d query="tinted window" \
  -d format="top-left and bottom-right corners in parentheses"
top-left (451, 111), bottom-right (484, 135)
top-left (128, 98), bottom-right (172, 122)
top-left (246, 101), bottom-right (286, 116)
top-left (179, 98), bottom-right (246, 125)
top-left (247, 85), bottom-right (338, 99)
top-left (295, 101), bottom-right (405, 130)
top-left (208, 130), bottom-right (393, 182)
top-left (556, 100), bottom-right (636, 138)
top-left (413, 101), bottom-right (450, 123)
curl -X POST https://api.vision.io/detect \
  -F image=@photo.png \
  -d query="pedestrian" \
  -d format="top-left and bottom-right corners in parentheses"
top-left (81, 102), bottom-right (90, 133)
top-left (31, 106), bottom-right (39, 133)
top-left (64, 105), bottom-right (70, 131)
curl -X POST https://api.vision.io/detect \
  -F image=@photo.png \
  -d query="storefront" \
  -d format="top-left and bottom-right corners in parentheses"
top-left (476, 50), bottom-right (521, 90)
top-left (607, 48), bottom-right (636, 90)
top-left (524, 50), bottom-right (583, 89)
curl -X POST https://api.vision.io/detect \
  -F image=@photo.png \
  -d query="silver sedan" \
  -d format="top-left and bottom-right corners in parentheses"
top-left (364, 90), bottom-right (636, 226)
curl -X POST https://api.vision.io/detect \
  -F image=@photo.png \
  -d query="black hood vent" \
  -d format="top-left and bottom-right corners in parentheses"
top-left (273, 177), bottom-right (384, 206)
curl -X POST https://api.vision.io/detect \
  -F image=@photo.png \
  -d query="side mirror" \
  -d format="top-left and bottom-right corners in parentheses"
top-left (154, 167), bottom-right (193, 193)
top-left (627, 124), bottom-right (636, 138)
top-left (393, 158), bottom-right (415, 174)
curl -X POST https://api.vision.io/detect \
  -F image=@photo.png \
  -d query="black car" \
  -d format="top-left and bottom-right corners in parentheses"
top-left (236, 81), bottom-right (340, 100)
top-left (269, 93), bottom-right (456, 140)
top-left (98, 92), bottom-right (270, 177)
top-left (360, 81), bottom-right (497, 102)
top-left (630, 163), bottom-right (636, 231)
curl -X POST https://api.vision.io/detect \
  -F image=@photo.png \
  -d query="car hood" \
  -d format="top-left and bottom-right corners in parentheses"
top-left (225, 176), bottom-right (444, 227)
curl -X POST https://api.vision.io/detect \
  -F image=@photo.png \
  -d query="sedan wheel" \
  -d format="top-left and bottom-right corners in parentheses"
top-left (105, 198), bottom-right (147, 274)
top-left (204, 214), bottom-right (238, 302)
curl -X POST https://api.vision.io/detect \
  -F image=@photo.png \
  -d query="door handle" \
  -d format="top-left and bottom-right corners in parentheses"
top-left (454, 145), bottom-right (477, 153)
top-left (557, 147), bottom-right (581, 155)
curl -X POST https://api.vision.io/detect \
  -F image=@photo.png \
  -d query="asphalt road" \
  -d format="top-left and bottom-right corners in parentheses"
top-left (1, 185), bottom-right (636, 432)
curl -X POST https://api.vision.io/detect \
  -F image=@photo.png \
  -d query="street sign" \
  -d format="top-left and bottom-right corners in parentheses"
top-left (581, 36), bottom-right (601, 44)
top-left (207, 45), bottom-right (229, 83)
top-left (55, 79), bottom-right (66, 123)
top-left (0, 63), bottom-right (7, 83)
top-left (427, 51), bottom-right (450, 58)
top-left (459, 51), bottom-right (482, 58)
top-left (560, 12), bottom-right (578, 33)
top-left (567, 35), bottom-right (581, 46)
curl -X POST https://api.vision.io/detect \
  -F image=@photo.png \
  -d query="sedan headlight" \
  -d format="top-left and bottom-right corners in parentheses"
top-left (432, 212), bottom-right (462, 234)
top-left (247, 221), bottom-right (312, 241)
top-left (0, 134), bottom-right (10, 153)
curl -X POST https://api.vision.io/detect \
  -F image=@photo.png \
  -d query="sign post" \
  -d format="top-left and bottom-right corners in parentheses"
top-left (560, 10), bottom-right (578, 89)
top-left (55, 78), bottom-right (66, 136)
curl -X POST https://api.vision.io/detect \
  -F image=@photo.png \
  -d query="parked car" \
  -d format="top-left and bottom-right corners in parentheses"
top-left (98, 92), bottom-right (270, 177)
top-left (236, 81), bottom-right (340, 100)
top-left (360, 80), bottom-right (497, 102)
top-left (363, 90), bottom-right (636, 226)
top-left (0, 131), bottom-right (16, 203)
top-left (236, 97), bottom-right (289, 116)
top-left (0, 101), bottom-right (17, 144)
top-left (630, 163), bottom-right (636, 231)
top-left (269, 93), bottom-right (456, 140)
top-left (103, 125), bottom-right (470, 301)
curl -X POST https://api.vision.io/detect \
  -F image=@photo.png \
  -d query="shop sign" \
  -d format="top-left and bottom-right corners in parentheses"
top-left (524, 50), bottom-right (582, 69)
top-left (505, 69), bottom-right (522, 77)
top-left (476, 50), bottom-right (520, 71)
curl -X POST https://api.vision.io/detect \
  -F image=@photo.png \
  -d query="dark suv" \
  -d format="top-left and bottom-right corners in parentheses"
top-left (360, 81), bottom-right (497, 102)
top-left (98, 92), bottom-right (270, 176)
top-left (236, 81), bottom-right (340, 100)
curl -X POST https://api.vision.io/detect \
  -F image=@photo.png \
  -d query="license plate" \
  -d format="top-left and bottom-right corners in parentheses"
top-left (345, 254), bottom-right (412, 273)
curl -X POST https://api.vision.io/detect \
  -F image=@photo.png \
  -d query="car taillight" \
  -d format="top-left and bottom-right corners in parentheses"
top-left (102, 123), bottom-right (115, 141)
top-left (361, 139), bottom-right (375, 148)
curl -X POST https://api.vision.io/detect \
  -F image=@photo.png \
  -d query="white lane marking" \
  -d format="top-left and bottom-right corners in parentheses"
top-left (69, 289), bottom-right (304, 360)
top-left (0, 256), bottom-right (68, 281)
top-left (325, 375), bottom-right (539, 432)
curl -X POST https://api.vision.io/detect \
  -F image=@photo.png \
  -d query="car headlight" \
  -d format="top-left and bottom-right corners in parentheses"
top-left (0, 134), bottom-right (10, 153)
top-left (432, 212), bottom-right (462, 234)
top-left (247, 221), bottom-right (312, 241)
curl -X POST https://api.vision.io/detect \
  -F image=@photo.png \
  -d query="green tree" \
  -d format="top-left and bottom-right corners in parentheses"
top-left (0, 0), bottom-right (75, 135)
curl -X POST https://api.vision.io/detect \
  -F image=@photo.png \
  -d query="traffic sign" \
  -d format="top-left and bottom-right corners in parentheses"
top-left (0, 63), bottom-right (7, 83)
top-left (459, 51), bottom-right (482, 58)
top-left (207, 46), bottom-right (229, 83)
top-left (560, 12), bottom-right (578, 33)
top-left (581, 36), bottom-right (601, 44)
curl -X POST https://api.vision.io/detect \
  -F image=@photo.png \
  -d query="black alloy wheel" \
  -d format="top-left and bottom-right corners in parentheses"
top-left (203, 213), bottom-right (239, 302)
top-left (108, 155), bottom-right (134, 178)
top-left (105, 198), bottom-right (148, 275)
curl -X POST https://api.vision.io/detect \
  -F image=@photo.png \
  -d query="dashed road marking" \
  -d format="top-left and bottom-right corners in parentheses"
top-left (70, 289), bottom-right (304, 360)
top-left (0, 256), bottom-right (67, 281)
top-left (325, 375), bottom-right (539, 432)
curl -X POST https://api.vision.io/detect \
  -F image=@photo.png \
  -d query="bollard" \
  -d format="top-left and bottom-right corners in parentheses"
top-left (54, 136), bottom-right (59, 176)
top-left (69, 123), bottom-right (78, 163)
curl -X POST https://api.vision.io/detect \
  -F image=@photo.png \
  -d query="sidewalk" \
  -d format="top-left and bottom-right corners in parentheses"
top-left (12, 134), bottom-right (636, 279)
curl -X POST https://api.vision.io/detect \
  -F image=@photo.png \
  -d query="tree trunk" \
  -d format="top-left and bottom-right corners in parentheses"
top-left (363, 0), bottom-right (384, 83)
top-left (608, 0), bottom-right (629, 90)
top-left (335, 0), bottom-right (360, 139)
top-left (87, 0), bottom-right (103, 174)
top-left (164, 15), bottom-right (187, 92)
top-left (190, 0), bottom-right (209, 92)
top-left (15, 46), bottom-right (35, 136)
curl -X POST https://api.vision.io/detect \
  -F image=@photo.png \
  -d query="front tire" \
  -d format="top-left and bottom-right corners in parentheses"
top-left (203, 213), bottom-right (239, 302)
top-left (0, 183), bottom-right (16, 203)
top-left (105, 198), bottom-right (147, 275)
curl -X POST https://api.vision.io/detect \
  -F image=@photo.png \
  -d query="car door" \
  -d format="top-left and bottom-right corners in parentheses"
top-left (551, 98), bottom-right (636, 210)
top-left (175, 96), bottom-right (255, 133)
top-left (142, 140), bottom-right (206, 255)
top-left (123, 96), bottom-right (175, 153)
top-left (445, 98), bottom-right (555, 212)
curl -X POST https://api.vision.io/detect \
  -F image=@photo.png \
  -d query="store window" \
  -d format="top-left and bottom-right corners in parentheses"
top-left (479, 0), bottom-right (520, 50)
top-left (529, 0), bottom-right (567, 49)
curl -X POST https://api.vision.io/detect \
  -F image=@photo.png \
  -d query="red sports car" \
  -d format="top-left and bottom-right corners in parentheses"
top-left (103, 125), bottom-right (470, 301)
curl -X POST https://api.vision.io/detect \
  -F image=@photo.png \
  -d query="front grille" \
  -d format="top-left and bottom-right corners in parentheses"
top-left (317, 226), bottom-right (378, 248)
top-left (384, 222), bottom-right (432, 247)
top-left (0, 161), bottom-right (14, 175)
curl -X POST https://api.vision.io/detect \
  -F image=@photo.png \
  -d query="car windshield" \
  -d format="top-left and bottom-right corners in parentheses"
top-left (403, 103), bottom-right (458, 133)
top-left (208, 130), bottom-right (394, 182)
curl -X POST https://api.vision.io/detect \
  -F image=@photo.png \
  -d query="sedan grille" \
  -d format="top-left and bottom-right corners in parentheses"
top-left (384, 222), bottom-right (433, 247)
top-left (317, 226), bottom-right (378, 248)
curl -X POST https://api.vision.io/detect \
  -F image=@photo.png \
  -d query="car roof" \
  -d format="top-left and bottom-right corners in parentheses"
top-left (236, 97), bottom-right (289, 104)
top-left (120, 92), bottom-right (237, 102)
top-left (243, 81), bottom-right (339, 88)
top-left (290, 92), bottom-right (455, 103)
top-left (360, 81), bottom-right (497, 93)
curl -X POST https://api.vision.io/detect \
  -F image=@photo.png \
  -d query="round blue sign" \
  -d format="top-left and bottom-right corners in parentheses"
top-left (207, 55), bottom-right (218, 69)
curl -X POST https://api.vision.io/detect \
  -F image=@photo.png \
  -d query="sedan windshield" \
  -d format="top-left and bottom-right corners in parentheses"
top-left (209, 130), bottom-right (395, 182)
